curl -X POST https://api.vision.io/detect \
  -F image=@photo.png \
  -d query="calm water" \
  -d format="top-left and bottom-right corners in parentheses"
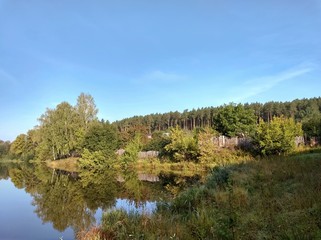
top-left (0, 162), bottom-right (199, 240)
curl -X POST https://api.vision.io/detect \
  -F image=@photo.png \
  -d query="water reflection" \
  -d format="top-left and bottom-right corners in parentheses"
top-left (0, 162), bottom-right (201, 239)
top-left (110, 199), bottom-right (157, 215)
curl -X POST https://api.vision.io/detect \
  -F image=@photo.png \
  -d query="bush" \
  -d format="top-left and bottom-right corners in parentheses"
top-left (253, 117), bottom-right (303, 155)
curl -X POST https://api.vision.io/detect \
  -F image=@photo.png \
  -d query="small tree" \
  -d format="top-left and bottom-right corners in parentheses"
top-left (197, 127), bottom-right (219, 164)
top-left (165, 126), bottom-right (199, 162)
top-left (121, 134), bottom-right (142, 167)
top-left (253, 116), bottom-right (303, 155)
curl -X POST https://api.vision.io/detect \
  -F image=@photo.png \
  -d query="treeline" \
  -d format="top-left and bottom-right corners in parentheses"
top-left (2, 95), bottom-right (321, 162)
top-left (2, 93), bottom-right (119, 161)
top-left (114, 97), bottom-right (321, 139)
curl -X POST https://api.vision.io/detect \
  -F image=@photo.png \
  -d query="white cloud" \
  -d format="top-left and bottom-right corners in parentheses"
top-left (228, 65), bottom-right (314, 102)
top-left (134, 70), bottom-right (187, 84)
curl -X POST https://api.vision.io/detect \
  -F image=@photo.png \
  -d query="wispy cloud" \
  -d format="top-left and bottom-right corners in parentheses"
top-left (0, 68), bottom-right (17, 84)
top-left (133, 70), bottom-right (187, 84)
top-left (228, 65), bottom-right (314, 102)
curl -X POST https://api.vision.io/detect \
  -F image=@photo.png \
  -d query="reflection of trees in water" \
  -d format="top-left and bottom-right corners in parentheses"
top-left (158, 171), bottom-right (202, 195)
top-left (32, 174), bottom-right (95, 232)
top-left (6, 163), bottom-right (113, 235)
top-left (4, 163), bottom-right (200, 236)
top-left (0, 163), bottom-right (11, 180)
top-left (8, 164), bottom-right (41, 193)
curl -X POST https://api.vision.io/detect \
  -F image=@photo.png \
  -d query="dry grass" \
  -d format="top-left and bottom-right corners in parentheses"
top-left (77, 226), bottom-right (109, 240)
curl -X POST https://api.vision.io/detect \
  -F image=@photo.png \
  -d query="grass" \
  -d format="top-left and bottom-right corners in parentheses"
top-left (78, 149), bottom-right (321, 239)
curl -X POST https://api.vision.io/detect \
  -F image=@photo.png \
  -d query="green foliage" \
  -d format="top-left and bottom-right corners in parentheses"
top-left (142, 131), bottom-right (168, 151)
top-left (121, 134), bottom-right (142, 167)
top-left (118, 124), bottom-right (149, 148)
top-left (253, 117), bottom-right (303, 155)
top-left (9, 133), bottom-right (35, 160)
top-left (197, 127), bottom-right (220, 164)
top-left (114, 97), bottom-right (321, 137)
top-left (213, 103), bottom-right (257, 137)
top-left (83, 121), bottom-right (119, 157)
top-left (35, 93), bottom-right (98, 160)
top-left (78, 149), bottom-right (113, 171)
top-left (164, 127), bottom-right (199, 162)
top-left (76, 93), bottom-right (98, 130)
top-left (142, 131), bottom-right (171, 158)
top-left (38, 102), bottom-right (83, 160)
top-left (302, 114), bottom-right (321, 139)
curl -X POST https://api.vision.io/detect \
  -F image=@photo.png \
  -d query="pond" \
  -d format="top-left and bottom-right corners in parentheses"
top-left (0, 162), bottom-right (202, 240)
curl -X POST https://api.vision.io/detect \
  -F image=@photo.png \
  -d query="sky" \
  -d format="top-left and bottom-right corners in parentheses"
top-left (0, 0), bottom-right (321, 141)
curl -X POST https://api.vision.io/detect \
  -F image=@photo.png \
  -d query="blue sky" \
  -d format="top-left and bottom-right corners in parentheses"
top-left (1, 0), bottom-right (321, 141)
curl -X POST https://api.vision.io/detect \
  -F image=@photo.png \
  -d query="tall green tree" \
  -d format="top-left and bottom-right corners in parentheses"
top-left (76, 93), bottom-right (98, 131)
top-left (213, 104), bottom-right (256, 137)
top-left (38, 102), bottom-right (82, 160)
top-left (302, 114), bottom-right (321, 140)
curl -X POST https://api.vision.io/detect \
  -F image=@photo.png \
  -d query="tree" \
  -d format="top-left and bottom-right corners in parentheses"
top-left (164, 127), bottom-right (199, 162)
top-left (213, 104), bottom-right (256, 137)
top-left (197, 128), bottom-right (219, 164)
top-left (121, 134), bottom-right (142, 167)
top-left (302, 114), bottom-right (321, 140)
top-left (253, 117), bottom-right (303, 155)
top-left (9, 134), bottom-right (35, 160)
top-left (83, 121), bottom-right (119, 157)
top-left (38, 102), bottom-right (82, 160)
top-left (76, 93), bottom-right (98, 131)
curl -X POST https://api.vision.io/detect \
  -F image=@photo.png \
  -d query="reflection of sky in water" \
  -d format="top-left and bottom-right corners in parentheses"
top-left (1, 171), bottom-right (160, 240)
top-left (0, 179), bottom-right (74, 240)
top-left (109, 198), bottom-right (157, 215)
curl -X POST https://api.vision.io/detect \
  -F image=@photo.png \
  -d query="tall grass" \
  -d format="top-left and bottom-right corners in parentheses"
top-left (84, 151), bottom-right (321, 239)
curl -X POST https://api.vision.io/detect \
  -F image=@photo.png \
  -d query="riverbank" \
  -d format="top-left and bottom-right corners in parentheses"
top-left (46, 147), bottom-right (254, 175)
top-left (46, 155), bottom-right (253, 177)
top-left (78, 149), bottom-right (321, 239)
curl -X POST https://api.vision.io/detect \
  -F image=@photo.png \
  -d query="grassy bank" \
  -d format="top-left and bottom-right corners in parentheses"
top-left (46, 157), bottom-right (215, 176)
top-left (78, 150), bottom-right (321, 239)
top-left (46, 148), bottom-right (253, 175)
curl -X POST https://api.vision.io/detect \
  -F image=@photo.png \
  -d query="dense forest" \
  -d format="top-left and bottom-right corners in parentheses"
top-left (114, 97), bottom-right (321, 138)
top-left (1, 95), bottom-right (321, 162)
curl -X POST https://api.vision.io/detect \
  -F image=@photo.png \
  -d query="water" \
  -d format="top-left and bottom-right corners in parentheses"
top-left (0, 162), bottom-right (199, 240)
top-left (0, 179), bottom-right (74, 240)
